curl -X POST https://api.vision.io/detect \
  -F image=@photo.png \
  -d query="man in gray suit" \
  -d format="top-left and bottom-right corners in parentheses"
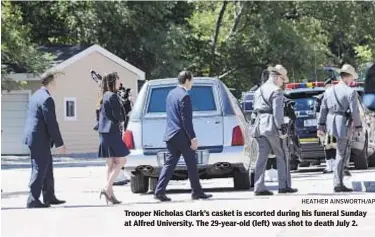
top-left (251, 65), bottom-right (298, 196)
top-left (317, 64), bottom-right (362, 192)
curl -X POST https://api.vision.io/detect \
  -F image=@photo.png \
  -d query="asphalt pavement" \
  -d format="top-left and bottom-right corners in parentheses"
top-left (1, 159), bottom-right (375, 237)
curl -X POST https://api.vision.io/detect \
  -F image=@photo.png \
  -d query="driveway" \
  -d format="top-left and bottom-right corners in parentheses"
top-left (2, 160), bottom-right (375, 237)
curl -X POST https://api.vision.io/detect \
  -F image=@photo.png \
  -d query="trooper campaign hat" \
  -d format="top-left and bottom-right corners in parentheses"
top-left (336, 64), bottom-right (359, 80)
top-left (267, 64), bottom-right (289, 83)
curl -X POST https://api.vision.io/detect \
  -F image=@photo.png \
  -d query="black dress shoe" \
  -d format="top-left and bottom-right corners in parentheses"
top-left (279, 188), bottom-right (298, 193)
top-left (154, 194), bottom-right (171, 202)
top-left (27, 201), bottom-right (50, 208)
top-left (192, 193), bottom-right (212, 200)
top-left (44, 198), bottom-right (66, 205)
top-left (254, 190), bottom-right (273, 196)
top-left (334, 186), bottom-right (353, 192)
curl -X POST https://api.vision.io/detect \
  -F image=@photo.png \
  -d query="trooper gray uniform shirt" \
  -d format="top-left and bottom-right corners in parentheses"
top-left (317, 81), bottom-right (362, 187)
top-left (252, 80), bottom-right (292, 192)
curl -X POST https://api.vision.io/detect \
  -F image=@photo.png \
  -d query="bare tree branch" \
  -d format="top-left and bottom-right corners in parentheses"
top-left (210, 1), bottom-right (228, 76)
top-left (218, 67), bottom-right (238, 79)
top-left (217, 62), bottom-right (268, 80)
top-left (225, 0), bottom-right (244, 41)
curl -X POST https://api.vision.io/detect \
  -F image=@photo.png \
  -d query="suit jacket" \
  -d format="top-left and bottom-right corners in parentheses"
top-left (317, 81), bottom-right (362, 139)
top-left (163, 86), bottom-right (196, 142)
top-left (23, 87), bottom-right (64, 149)
top-left (252, 80), bottom-right (285, 137)
top-left (98, 91), bottom-right (124, 134)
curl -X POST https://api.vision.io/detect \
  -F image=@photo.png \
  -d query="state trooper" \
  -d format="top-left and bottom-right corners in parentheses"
top-left (315, 78), bottom-right (351, 175)
top-left (317, 64), bottom-right (362, 192)
top-left (250, 65), bottom-right (298, 196)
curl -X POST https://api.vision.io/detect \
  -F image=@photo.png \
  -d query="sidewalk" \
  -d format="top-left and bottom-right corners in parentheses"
top-left (2, 166), bottom-right (375, 237)
top-left (1, 155), bottom-right (105, 169)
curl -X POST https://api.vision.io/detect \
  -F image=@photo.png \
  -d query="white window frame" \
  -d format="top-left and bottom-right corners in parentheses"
top-left (64, 97), bottom-right (77, 121)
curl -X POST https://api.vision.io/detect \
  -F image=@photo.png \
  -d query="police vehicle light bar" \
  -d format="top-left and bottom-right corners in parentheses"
top-left (285, 81), bottom-right (364, 90)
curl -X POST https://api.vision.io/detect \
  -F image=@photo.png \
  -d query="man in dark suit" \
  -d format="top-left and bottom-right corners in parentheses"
top-left (154, 71), bottom-right (212, 202)
top-left (24, 73), bottom-right (66, 208)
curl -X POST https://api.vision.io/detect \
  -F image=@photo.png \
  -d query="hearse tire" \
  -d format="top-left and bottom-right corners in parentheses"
top-left (353, 136), bottom-right (368, 170)
top-left (130, 173), bottom-right (149, 194)
top-left (298, 161), bottom-right (310, 168)
top-left (149, 177), bottom-right (158, 193)
top-left (368, 152), bottom-right (375, 167)
top-left (233, 169), bottom-right (251, 190)
top-left (250, 170), bottom-right (255, 188)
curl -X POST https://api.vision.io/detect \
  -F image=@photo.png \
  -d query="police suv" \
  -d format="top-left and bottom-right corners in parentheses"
top-left (284, 81), bottom-right (375, 169)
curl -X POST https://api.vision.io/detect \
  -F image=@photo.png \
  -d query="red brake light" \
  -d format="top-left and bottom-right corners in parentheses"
top-left (232, 126), bottom-right (244, 146)
top-left (122, 130), bottom-right (135, 149)
top-left (349, 81), bottom-right (364, 87)
top-left (285, 80), bottom-right (363, 90)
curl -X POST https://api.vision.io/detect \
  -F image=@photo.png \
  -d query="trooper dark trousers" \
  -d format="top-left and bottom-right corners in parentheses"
top-left (27, 146), bottom-right (55, 205)
top-left (325, 149), bottom-right (336, 160)
top-left (154, 131), bottom-right (203, 196)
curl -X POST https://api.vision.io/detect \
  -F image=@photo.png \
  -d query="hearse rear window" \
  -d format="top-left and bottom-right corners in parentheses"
top-left (147, 86), bottom-right (217, 113)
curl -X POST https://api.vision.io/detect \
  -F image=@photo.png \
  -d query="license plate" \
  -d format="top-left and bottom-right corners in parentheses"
top-left (177, 153), bottom-right (202, 166)
top-left (157, 150), bottom-right (208, 167)
top-left (304, 119), bottom-right (317, 127)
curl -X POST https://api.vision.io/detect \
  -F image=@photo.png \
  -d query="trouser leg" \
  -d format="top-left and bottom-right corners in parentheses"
top-left (27, 149), bottom-right (49, 205)
top-left (326, 149), bottom-right (336, 159)
top-left (42, 155), bottom-right (55, 201)
top-left (334, 138), bottom-right (349, 187)
top-left (181, 147), bottom-right (203, 195)
top-left (267, 136), bottom-right (291, 189)
top-left (154, 141), bottom-right (181, 195)
top-left (254, 137), bottom-right (271, 192)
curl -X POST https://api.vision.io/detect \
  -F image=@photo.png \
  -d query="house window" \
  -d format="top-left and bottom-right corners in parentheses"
top-left (64, 97), bottom-right (77, 120)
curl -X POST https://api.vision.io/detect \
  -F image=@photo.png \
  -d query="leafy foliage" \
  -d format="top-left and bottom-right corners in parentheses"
top-left (2, 1), bottom-right (374, 96)
top-left (1, 1), bottom-right (53, 90)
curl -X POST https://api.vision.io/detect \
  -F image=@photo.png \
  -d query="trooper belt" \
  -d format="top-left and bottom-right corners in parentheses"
top-left (255, 110), bottom-right (273, 114)
top-left (328, 111), bottom-right (349, 116)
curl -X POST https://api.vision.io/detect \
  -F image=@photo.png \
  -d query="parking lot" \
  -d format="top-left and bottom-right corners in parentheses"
top-left (2, 158), bottom-right (375, 237)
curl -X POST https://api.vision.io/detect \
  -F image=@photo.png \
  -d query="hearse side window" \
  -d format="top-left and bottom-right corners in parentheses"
top-left (147, 86), bottom-right (174, 113)
top-left (188, 86), bottom-right (217, 111)
top-left (147, 86), bottom-right (217, 113)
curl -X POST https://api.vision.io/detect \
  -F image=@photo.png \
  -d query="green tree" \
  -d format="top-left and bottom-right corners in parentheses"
top-left (1, 1), bottom-right (53, 90)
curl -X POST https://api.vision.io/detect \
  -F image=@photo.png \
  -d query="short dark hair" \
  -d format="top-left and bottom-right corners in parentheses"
top-left (340, 72), bottom-right (352, 78)
top-left (41, 73), bottom-right (55, 86)
top-left (177, 71), bottom-right (193, 84)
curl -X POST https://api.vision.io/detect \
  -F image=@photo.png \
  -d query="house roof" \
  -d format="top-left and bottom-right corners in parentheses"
top-left (4, 44), bottom-right (146, 81)
top-left (3, 45), bottom-right (90, 74)
top-left (40, 45), bottom-right (91, 68)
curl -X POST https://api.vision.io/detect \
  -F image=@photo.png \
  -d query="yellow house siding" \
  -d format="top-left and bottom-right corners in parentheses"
top-left (48, 51), bottom-right (139, 155)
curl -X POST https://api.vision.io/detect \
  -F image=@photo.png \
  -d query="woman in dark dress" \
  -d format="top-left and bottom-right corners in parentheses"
top-left (97, 72), bottom-right (130, 204)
